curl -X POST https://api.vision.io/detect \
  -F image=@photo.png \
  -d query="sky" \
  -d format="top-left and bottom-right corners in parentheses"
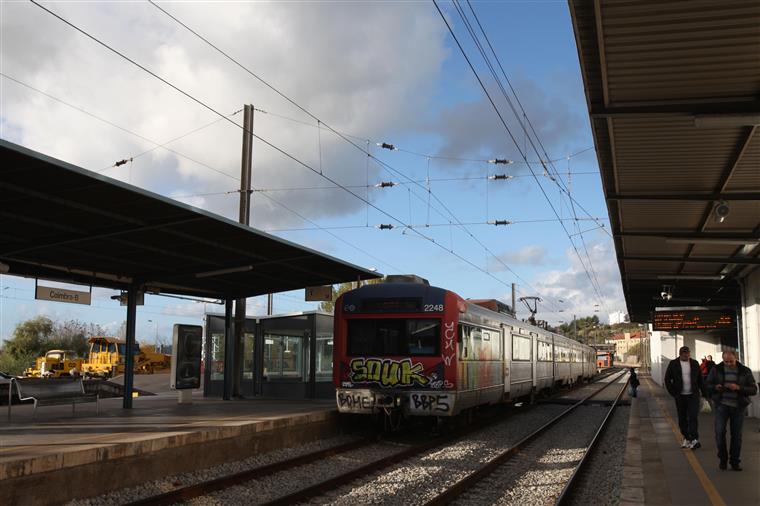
top-left (0, 1), bottom-right (626, 345)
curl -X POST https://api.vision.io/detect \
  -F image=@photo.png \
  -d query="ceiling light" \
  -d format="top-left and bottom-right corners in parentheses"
top-left (195, 265), bottom-right (253, 278)
top-left (714, 201), bottom-right (730, 223)
top-left (665, 238), bottom-right (759, 246)
top-left (694, 114), bottom-right (760, 128)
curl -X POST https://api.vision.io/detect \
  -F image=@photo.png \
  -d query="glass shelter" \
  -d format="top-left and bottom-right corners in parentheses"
top-left (204, 311), bottom-right (334, 399)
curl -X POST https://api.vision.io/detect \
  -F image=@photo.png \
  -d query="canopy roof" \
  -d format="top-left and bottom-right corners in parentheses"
top-left (0, 140), bottom-right (381, 299)
top-left (569, 0), bottom-right (760, 321)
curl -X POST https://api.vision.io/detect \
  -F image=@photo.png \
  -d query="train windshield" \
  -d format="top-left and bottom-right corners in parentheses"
top-left (347, 318), bottom-right (440, 356)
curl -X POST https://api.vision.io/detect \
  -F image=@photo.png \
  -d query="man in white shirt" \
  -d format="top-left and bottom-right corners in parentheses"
top-left (664, 346), bottom-right (708, 449)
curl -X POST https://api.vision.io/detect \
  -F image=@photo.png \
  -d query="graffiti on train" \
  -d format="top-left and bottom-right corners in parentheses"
top-left (409, 393), bottom-right (451, 414)
top-left (337, 391), bottom-right (374, 411)
top-left (349, 358), bottom-right (431, 387)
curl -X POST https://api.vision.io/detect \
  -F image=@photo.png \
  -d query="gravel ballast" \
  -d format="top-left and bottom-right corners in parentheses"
top-left (310, 404), bottom-right (569, 506)
top-left (566, 406), bottom-right (631, 506)
top-left (65, 435), bottom-right (362, 506)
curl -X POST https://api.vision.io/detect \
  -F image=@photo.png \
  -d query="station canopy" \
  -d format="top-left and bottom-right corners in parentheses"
top-left (0, 140), bottom-right (381, 299)
top-left (570, 1), bottom-right (760, 322)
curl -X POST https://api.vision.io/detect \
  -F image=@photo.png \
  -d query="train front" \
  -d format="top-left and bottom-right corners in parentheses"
top-left (333, 275), bottom-right (461, 417)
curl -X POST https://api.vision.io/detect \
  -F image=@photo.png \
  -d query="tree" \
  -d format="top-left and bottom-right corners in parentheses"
top-left (3, 316), bottom-right (54, 360)
top-left (0, 317), bottom-right (106, 374)
top-left (318, 278), bottom-right (383, 313)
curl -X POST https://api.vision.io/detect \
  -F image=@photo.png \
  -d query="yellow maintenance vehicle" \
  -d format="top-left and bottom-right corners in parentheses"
top-left (25, 337), bottom-right (171, 379)
top-left (24, 350), bottom-right (83, 378)
top-left (81, 336), bottom-right (171, 378)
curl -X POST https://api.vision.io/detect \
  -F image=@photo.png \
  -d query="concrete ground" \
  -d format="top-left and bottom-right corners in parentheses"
top-left (622, 375), bottom-right (759, 506)
top-left (1, 393), bottom-right (341, 505)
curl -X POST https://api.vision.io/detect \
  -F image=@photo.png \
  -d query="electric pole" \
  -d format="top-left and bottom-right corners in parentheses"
top-left (233, 104), bottom-right (254, 397)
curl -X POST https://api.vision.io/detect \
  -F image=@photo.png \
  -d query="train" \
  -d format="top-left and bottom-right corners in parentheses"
top-left (333, 275), bottom-right (597, 420)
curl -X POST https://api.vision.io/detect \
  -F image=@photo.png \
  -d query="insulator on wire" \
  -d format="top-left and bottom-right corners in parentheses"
top-left (374, 181), bottom-right (397, 188)
top-left (377, 142), bottom-right (398, 151)
top-left (377, 224), bottom-right (394, 230)
top-left (487, 220), bottom-right (512, 226)
top-left (488, 158), bottom-right (512, 165)
top-left (488, 174), bottom-right (513, 180)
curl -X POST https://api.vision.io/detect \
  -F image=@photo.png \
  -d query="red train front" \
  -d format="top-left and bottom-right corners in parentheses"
top-left (333, 275), bottom-right (463, 417)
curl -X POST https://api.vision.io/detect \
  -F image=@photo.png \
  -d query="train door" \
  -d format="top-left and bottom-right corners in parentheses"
top-left (502, 324), bottom-right (510, 396)
top-left (531, 333), bottom-right (537, 394)
top-left (551, 335), bottom-right (556, 383)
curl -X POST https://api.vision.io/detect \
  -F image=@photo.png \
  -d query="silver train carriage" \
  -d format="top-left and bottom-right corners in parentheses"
top-left (333, 276), bottom-right (597, 417)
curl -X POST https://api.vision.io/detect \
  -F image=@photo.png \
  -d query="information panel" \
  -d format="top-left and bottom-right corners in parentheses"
top-left (652, 310), bottom-right (735, 331)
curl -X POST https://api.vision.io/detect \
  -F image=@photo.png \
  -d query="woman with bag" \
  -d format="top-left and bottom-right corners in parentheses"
top-left (628, 367), bottom-right (640, 397)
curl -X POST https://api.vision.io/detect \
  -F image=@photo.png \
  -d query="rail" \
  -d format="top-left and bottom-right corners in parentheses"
top-left (122, 370), bottom-right (626, 506)
top-left (554, 373), bottom-right (630, 505)
top-left (423, 369), bottom-right (628, 505)
top-left (125, 438), bottom-right (373, 506)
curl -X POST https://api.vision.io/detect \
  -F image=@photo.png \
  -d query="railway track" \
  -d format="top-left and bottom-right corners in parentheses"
top-left (426, 369), bottom-right (629, 505)
top-left (117, 370), bottom-right (627, 506)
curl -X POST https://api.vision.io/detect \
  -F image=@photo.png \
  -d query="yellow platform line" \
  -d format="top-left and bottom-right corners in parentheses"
top-left (644, 378), bottom-right (726, 506)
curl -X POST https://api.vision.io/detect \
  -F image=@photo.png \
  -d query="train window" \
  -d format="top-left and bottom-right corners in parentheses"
top-left (512, 335), bottom-right (531, 361)
top-left (346, 318), bottom-right (440, 356)
top-left (459, 325), bottom-right (500, 361)
top-left (538, 341), bottom-right (552, 362)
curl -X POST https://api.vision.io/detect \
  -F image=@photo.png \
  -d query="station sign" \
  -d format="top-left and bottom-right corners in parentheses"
top-left (305, 285), bottom-right (332, 301)
top-left (35, 284), bottom-right (91, 305)
top-left (652, 310), bottom-right (735, 331)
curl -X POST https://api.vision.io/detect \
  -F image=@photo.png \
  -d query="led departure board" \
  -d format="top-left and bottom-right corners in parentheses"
top-left (652, 310), bottom-right (735, 331)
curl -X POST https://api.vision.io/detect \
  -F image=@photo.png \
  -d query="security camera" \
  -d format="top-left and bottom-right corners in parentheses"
top-left (714, 201), bottom-right (730, 223)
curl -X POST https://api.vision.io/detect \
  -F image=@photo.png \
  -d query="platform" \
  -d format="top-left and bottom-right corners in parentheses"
top-left (622, 375), bottom-right (760, 506)
top-left (0, 393), bottom-right (341, 505)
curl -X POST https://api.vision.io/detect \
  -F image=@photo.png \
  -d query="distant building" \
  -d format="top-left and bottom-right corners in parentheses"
top-left (605, 331), bottom-right (641, 357)
top-left (608, 310), bottom-right (629, 325)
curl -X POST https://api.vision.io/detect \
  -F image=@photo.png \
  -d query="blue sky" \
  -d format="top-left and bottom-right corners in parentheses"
top-left (0, 1), bottom-right (624, 345)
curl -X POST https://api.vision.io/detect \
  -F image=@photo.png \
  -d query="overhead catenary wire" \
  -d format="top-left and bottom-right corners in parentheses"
top-left (265, 216), bottom-right (604, 233)
top-left (462, 0), bottom-right (610, 240)
top-left (0, 71), bottom-right (242, 181)
top-left (463, 0), bottom-right (609, 313)
top-left (30, 0), bottom-right (556, 303)
top-left (2, 67), bottom-right (405, 276)
top-left (435, 0), bottom-right (606, 312)
top-left (144, 0), bottom-right (566, 313)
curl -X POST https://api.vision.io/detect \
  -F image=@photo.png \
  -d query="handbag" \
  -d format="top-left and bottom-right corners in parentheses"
top-left (700, 397), bottom-right (712, 414)
top-left (627, 385), bottom-right (636, 397)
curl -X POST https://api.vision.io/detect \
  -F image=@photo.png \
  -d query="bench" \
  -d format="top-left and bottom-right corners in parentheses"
top-left (7, 377), bottom-right (98, 419)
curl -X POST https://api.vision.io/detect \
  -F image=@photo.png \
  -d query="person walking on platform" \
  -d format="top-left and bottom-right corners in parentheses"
top-left (706, 355), bottom-right (716, 376)
top-left (664, 346), bottom-right (707, 449)
top-left (629, 367), bottom-right (640, 397)
top-left (706, 350), bottom-right (758, 471)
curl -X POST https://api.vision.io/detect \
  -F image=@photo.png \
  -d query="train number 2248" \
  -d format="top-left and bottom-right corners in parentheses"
top-left (424, 304), bottom-right (444, 312)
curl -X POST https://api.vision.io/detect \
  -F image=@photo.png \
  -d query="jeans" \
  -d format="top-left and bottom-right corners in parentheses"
top-left (714, 403), bottom-right (744, 465)
top-left (675, 394), bottom-right (700, 440)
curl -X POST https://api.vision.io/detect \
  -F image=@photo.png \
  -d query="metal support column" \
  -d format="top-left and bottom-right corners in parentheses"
top-left (223, 299), bottom-right (234, 400)
top-left (123, 285), bottom-right (138, 409)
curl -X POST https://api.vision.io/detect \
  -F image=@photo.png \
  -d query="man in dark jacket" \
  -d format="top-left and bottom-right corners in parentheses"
top-left (664, 346), bottom-right (707, 449)
top-left (706, 350), bottom-right (758, 471)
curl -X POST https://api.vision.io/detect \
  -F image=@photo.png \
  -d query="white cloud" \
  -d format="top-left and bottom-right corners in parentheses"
top-left (490, 244), bottom-right (548, 268)
top-left (1, 2), bottom-right (449, 229)
top-left (532, 237), bottom-right (625, 324)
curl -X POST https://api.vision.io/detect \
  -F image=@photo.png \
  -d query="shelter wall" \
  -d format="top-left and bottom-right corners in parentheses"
top-left (741, 269), bottom-right (760, 419)
top-left (649, 330), bottom-right (722, 387)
